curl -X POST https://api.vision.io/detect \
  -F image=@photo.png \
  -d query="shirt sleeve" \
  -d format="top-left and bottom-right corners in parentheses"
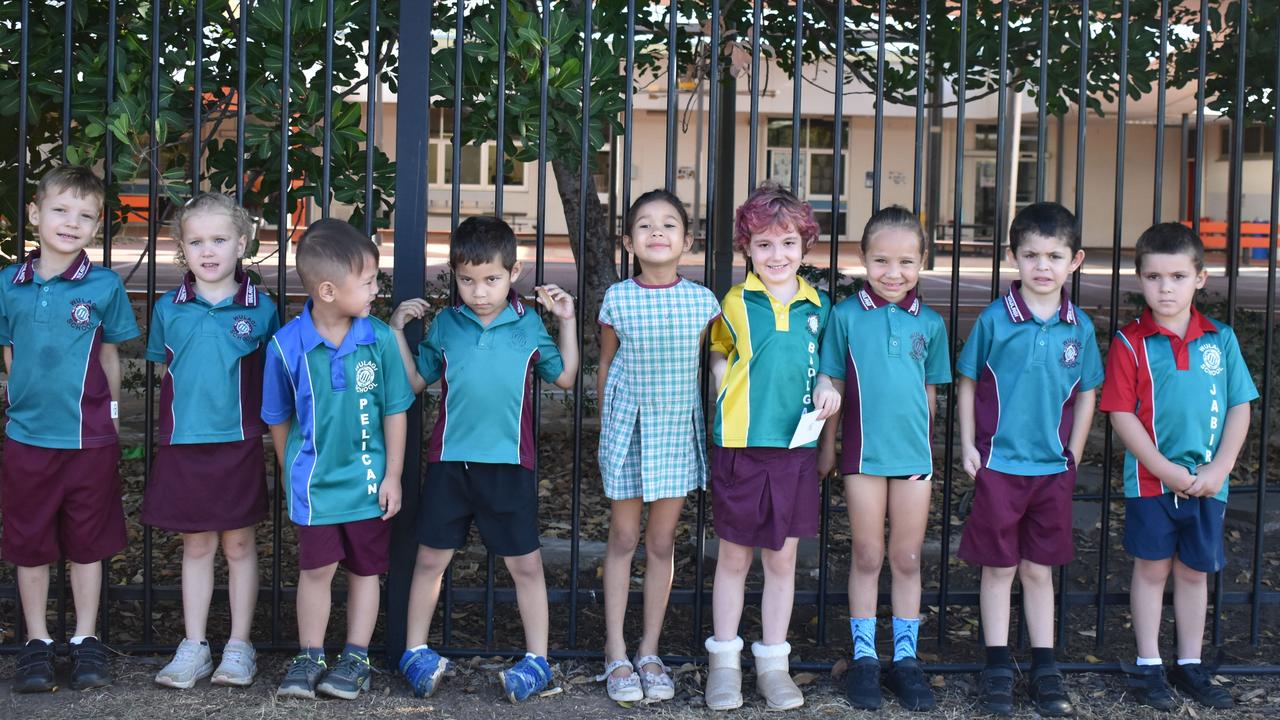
top-left (955, 313), bottom-right (991, 381)
top-left (415, 317), bottom-right (445, 385)
top-left (1098, 332), bottom-right (1139, 413)
top-left (0, 284), bottom-right (10, 346)
top-left (533, 315), bottom-right (566, 383)
top-left (101, 276), bottom-right (141, 343)
top-left (703, 286), bottom-right (723, 327)
top-left (1078, 320), bottom-right (1105, 391)
top-left (924, 315), bottom-right (953, 385)
top-left (260, 336), bottom-right (296, 425)
top-left (380, 329), bottom-right (416, 415)
top-left (597, 284), bottom-right (617, 327)
top-left (145, 302), bottom-right (167, 363)
top-left (709, 302), bottom-right (734, 356)
top-left (817, 306), bottom-right (848, 379)
top-left (1222, 329), bottom-right (1260, 408)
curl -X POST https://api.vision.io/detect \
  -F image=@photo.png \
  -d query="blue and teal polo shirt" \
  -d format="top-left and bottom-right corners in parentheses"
top-left (819, 288), bottom-right (951, 476)
top-left (710, 273), bottom-right (830, 448)
top-left (0, 250), bottom-right (140, 449)
top-left (1100, 307), bottom-right (1257, 501)
top-left (261, 302), bottom-right (415, 526)
top-left (146, 271), bottom-right (280, 445)
top-left (416, 293), bottom-right (564, 469)
top-left (956, 282), bottom-right (1104, 476)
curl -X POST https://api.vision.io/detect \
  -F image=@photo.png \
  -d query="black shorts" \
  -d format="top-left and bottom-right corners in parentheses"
top-left (417, 461), bottom-right (540, 557)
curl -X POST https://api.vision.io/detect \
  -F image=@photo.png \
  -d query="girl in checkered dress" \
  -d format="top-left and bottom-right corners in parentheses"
top-left (595, 190), bottom-right (721, 702)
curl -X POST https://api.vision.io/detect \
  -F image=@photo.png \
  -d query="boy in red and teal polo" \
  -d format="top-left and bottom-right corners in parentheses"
top-left (1101, 224), bottom-right (1256, 711)
top-left (0, 166), bottom-right (140, 692)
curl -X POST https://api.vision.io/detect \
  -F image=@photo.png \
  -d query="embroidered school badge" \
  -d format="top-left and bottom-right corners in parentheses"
top-left (910, 332), bottom-right (927, 361)
top-left (1060, 338), bottom-right (1081, 368)
top-left (67, 299), bottom-right (94, 330)
top-left (1199, 343), bottom-right (1223, 376)
top-left (509, 328), bottom-right (529, 349)
top-left (230, 315), bottom-right (255, 340)
top-left (806, 313), bottom-right (820, 336)
top-left (355, 360), bottom-right (379, 392)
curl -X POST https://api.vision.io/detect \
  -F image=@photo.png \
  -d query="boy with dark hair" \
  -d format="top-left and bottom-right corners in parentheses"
top-left (390, 216), bottom-right (579, 703)
top-left (1, 164), bottom-right (140, 692)
top-left (956, 202), bottom-right (1103, 717)
top-left (262, 218), bottom-right (415, 700)
top-left (1102, 223), bottom-right (1255, 711)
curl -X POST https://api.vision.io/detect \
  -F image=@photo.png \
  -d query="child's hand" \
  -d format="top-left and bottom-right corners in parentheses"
top-left (1186, 461), bottom-right (1228, 498)
top-left (961, 445), bottom-right (982, 480)
top-left (1160, 463), bottom-right (1196, 497)
top-left (379, 476), bottom-right (402, 520)
top-left (534, 284), bottom-right (575, 320)
top-left (390, 299), bottom-right (431, 331)
top-left (817, 443), bottom-right (837, 480)
top-left (812, 382), bottom-right (842, 420)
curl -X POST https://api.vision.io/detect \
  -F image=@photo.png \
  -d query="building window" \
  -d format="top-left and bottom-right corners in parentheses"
top-left (428, 109), bottom-right (527, 189)
top-left (1220, 123), bottom-right (1275, 158)
top-left (764, 118), bottom-right (849, 201)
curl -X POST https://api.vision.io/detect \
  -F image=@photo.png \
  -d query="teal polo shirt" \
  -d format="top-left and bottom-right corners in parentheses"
top-left (0, 250), bottom-right (140, 449)
top-left (146, 271), bottom-right (280, 445)
top-left (819, 288), bottom-right (951, 476)
top-left (956, 282), bottom-right (1104, 476)
top-left (261, 303), bottom-right (415, 526)
top-left (1100, 308), bottom-right (1257, 501)
top-left (416, 294), bottom-right (564, 469)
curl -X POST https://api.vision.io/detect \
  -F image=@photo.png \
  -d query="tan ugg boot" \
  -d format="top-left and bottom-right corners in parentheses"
top-left (752, 641), bottom-right (804, 711)
top-left (704, 636), bottom-right (744, 710)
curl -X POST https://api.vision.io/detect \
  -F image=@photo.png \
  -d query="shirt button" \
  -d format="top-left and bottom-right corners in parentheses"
top-left (891, 339), bottom-right (899, 346)
top-left (889, 307), bottom-right (896, 312)
top-left (42, 287), bottom-right (49, 293)
top-left (1039, 340), bottom-right (1046, 346)
top-left (41, 301), bottom-right (47, 307)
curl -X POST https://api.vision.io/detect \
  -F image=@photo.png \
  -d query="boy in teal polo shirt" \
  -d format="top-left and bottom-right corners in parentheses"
top-left (956, 202), bottom-right (1103, 717)
top-left (390, 216), bottom-right (578, 703)
top-left (261, 219), bottom-right (414, 700)
top-left (0, 165), bottom-right (139, 693)
top-left (1101, 224), bottom-right (1255, 711)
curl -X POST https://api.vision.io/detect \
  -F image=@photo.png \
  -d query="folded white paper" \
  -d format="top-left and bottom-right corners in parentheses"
top-left (788, 410), bottom-right (826, 449)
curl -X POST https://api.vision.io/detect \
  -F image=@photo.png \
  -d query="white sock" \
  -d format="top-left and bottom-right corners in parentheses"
top-left (31, 637), bottom-right (54, 645)
top-left (1136, 656), bottom-right (1162, 666)
top-left (409, 644), bottom-right (430, 653)
top-left (1176, 658), bottom-right (1201, 666)
top-left (69, 635), bottom-right (94, 645)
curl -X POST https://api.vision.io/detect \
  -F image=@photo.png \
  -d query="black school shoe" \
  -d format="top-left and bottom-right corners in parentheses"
top-left (1028, 665), bottom-right (1075, 717)
top-left (844, 656), bottom-right (883, 710)
top-left (1168, 663), bottom-right (1233, 709)
top-left (13, 639), bottom-right (57, 693)
top-left (1124, 663), bottom-right (1178, 711)
top-left (885, 657), bottom-right (937, 711)
top-left (70, 636), bottom-right (112, 690)
top-left (978, 664), bottom-right (1016, 716)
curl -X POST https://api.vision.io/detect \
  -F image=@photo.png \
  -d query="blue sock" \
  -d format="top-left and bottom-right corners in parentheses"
top-left (343, 643), bottom-right (369, 661)
top-left (850, 617), bottom-right (877, 660)
top-left (892, 616), bottom-right (919, 662)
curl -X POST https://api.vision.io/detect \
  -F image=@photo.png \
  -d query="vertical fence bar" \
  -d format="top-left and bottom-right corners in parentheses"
top-left (1071, 0), bottom-right (1089, 302)
top-left (789, 0), bottom-right (803, 194)
top-left (104, 0), bottom-right (118, 268)
top-left (938, 0), bottom-right (969, 652)
top-left (537, 0), bottom-right (549, 290)
top-left (1152, 0), bottom-right (1168, 222)
top-left (619, 0), bottom-right (636, 278)
top-left (1179, 113), bottom-right (1188, 222)
top-left (665, 0), bottom-right (678, 191)
top-left (13, 0), bottom-right (31, 642)
top-left (748, 0), bottom-right (762, 190)
top-left (1192, 0), bottom-right (1207, 232)
top-left (990, 0), bottom-right (1009, 299)
top-left (192, 0), bottom-right (204, 190)
top-left (142, 0), bottom-right (163, 649)
top-left (871, 0), bottom-right (885, 211)
top-left (235, 1), bottom-right (249, 204)
top-left (1035, 0), bottom-right (1049, 203)
top-left (1055, 114), bottom-right (1064, 203)
top-left (320, 0), bottom-right (334, 217)
top-left (363, 0), bottom-right (377, 236)
top-left (911, 0), bottom-right (926, 215)
top-left (271, 0), bottom-right (293, 647)
top-left (62, 0), bottom-right (73, 158)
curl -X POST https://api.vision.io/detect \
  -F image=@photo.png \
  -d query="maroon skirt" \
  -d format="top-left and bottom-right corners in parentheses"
top-left (709, 445), bottom-right (819, 551)
top-left (141, 437), bottom-right (268, 533)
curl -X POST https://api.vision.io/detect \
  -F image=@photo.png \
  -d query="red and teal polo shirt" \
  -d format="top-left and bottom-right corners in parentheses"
top-left (1099, 307), bottom-right (1257, 501)
top-left (0, 249), bottom-right (140, 449)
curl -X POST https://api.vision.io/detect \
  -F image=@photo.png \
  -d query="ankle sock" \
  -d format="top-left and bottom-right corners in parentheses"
top-left (985, 645), bottom-right (1012, 668)
top-left (891, 616), bottom-right (919, 662)
top-left (1136, 656), bottom-right (1162, 666)
top-left (1176, 658), bottom-right (1201, 666)
top-left (1031, 647), bottom-right (1055, 669)
top-left (69, 635), bottom-right (94, 645)
top-left (343, 644), bottom-right (369, 661)
top-left (849, 617), bottom-right (876, 660)
top-left (408, 644), bottom-right (430, 654)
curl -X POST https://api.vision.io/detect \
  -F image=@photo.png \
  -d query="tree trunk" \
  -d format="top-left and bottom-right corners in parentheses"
top-left (551, 158), bottom-right (617, 366)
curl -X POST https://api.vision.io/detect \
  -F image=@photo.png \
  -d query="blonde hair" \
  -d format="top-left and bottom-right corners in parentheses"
top-left (171, 194), bottom-right (254, 267)
top-left (36, 164), bottom-right (105, 206)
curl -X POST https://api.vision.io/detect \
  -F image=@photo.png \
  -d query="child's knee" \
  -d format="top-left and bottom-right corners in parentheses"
top-left (183, 532), bottom-right (219, 559)
top-left (1133, 557), bottom-right (1172, 583)
top-left (220, 530), bottom-right (256, 562)
top-left (643, 529), bottom-right (675, 561)
top-left (1172, 558), bottom-right (1207, 585)
top-left (887, 545), bottom-right (922, 576)
top-left (1017, 560), bottom-right (1052, 585)
top-left (984, 564), bottom-right (1018, 582)
top-left (505, 551), bottom-right (545, 582)
top-left (414, 546), bottom-right (452, 576)
top-left (852, 539), bottom-right (886, 573)
top-left (761, 546), bottom-right (797, 577)
top-left (608, 524), bottom-right (641, 554)
top-left (716, 544), bottom-right (754, 576)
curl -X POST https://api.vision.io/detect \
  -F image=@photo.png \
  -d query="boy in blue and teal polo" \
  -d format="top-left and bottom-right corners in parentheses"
top-left (1, 166), bottom-right (140, 693)
top-left (956, 203), bottom-right (1102, 717)
top-left (261, 219), bottom-right (414, 701)
top-left (1101, 224), bottom-right (1256, 711)
top-left (390, 216), bottom-right (578, 703)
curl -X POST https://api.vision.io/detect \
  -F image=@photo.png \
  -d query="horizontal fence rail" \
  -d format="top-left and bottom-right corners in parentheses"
top-left (0, 0), bottom-right (1277, 675)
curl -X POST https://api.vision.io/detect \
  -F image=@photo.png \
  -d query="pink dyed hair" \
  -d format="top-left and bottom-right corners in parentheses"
top-left (732, 182), bottom-right (821, 256)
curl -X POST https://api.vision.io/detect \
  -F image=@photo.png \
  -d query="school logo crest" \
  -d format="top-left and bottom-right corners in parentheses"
top-left (910, 332), bottom-right (927, 361)
top-left (230, 315), bottom-right (255, 340)
top-left (509, 328), bottom-right (529, 349)
top-left (355, 360), bottom-right (378, 392)
top-left (1199, 343), bottom-right (1223, 377)
top-left (67, 299), bottom-right (94, 330)
top-left (805, 313), bottom-right (820, 336)
top-left (1061, 339), bottom-right (1081, 368)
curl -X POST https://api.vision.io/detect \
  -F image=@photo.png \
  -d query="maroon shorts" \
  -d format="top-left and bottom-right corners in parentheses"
top-left (141, 437), bottom-right (268, 533)
top-left (957, 463), bottom-right (1076, 568)
top-left (710, 445), bottom-right (819, 551)
top-left (296, 516), bottom-right (391, 576)
top-left (1, 438), bottom-right (127, 566)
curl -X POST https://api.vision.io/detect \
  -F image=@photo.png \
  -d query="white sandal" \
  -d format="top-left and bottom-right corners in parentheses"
top-left (596, 658), bottom-right (644, 702)
top-left (633, 654), bottom-right (676, 701)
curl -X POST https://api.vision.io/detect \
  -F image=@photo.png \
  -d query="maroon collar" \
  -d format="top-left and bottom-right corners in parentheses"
top-left (173, 267), bottom-right (259, 307)
top-left (11, 249), bottom-right (92, 285)
top-left (1002, 281), bottom-right (1076, 324)
top-left (857, 287), bottom-right (921, 316)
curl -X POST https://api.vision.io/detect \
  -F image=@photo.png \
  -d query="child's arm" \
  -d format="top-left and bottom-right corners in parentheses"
top-left (390, 299), bottom-right (432, 394)
top-left (1186, 402), bottom-right (1251, 498)
top-left (925, 384), bottom-right (938, 425)
top-left (536, 284), bottom-right (578, 390)
top-left (2, 346), bottom-right (10, 375)
top-left (1066, 388), bottom-right (1096, 468)
top-left (268, 421), bottom-right (290, 468)
top-left (379, 411), bottom-right (406, 520)
top-left (100, 343), bottom-right (122, 432)
top-left (957, 376), bottom-right (981, 479)
top-left (709, 352), bottom-right (727, 392)
top-left (596, 324), bottom-right (619, 401)
top-left (816, 375), bottom-right (845, 479)
top-left (1110, 412), bottom-right (1194, 494)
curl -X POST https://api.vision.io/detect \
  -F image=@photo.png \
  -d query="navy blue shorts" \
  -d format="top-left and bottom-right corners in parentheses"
top-left (418, 461), bottom-right (540, 557)
top-left (1123, 494), bottom-right (1226, 573)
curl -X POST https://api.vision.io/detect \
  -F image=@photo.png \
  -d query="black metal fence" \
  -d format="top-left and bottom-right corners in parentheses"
top-left (1, 0), bottom-right (1277, 674)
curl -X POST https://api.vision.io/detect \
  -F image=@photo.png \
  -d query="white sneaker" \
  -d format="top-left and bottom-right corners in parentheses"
top-left (211, 638), bottom-right (258, 687)
top-left (155, 639), bottom-right (213, 689)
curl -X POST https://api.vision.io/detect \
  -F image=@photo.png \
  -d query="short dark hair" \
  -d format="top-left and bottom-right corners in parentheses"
top-left (861, 205), bottom-right (926, 255)
top-left (295, 218), bottom-right (378, 293)
top-left (626, 189), bottom-right (689, 235)
top-left (1135, 222), bottom-right (1205, 272)
top-left (1009, 202), bottom-right (1080, 253)
top-left (36, 164), bottom-right (105, 206)
top-left (450, 216), bottom-right (517, 270)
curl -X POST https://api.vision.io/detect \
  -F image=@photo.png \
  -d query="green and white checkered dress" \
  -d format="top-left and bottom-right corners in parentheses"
top-left (597, 277), bottom-right (722, 501)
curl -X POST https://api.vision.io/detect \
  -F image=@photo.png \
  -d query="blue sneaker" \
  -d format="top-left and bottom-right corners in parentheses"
top-left (499, 653), bottom-right (552, 703)
top-left (399, 646), bottom-right (448, 698)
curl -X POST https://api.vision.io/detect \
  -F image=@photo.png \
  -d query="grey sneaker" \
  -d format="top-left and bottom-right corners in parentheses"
top-left (211, 639), bottom-right (258, 687)
top-left (316, 651), bottom-right (372, 700)
top-left (154, 639), bottom-right (213, 689)
top-left (276, 653), bottom-right (326, 699)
